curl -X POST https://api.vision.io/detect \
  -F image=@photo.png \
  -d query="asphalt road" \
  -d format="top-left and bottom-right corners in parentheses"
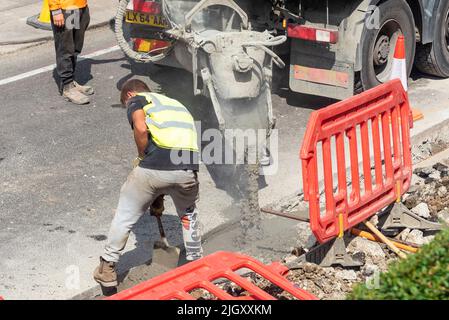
top-left (1, 25), bottom-right (449, 300)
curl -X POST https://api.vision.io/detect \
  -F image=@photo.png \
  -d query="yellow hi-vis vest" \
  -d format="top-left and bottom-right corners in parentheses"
top-left (137, 92), bottom-right (199, 152)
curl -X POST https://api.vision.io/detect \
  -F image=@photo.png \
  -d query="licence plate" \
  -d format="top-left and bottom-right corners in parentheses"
top-left (125, 11), bottom-right (168, 28)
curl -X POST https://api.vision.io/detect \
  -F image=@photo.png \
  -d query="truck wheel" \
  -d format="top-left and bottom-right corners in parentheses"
top-left (355, 0), bottom-right (416, 93)
top-left (415, 0), bottom-right (449, 77)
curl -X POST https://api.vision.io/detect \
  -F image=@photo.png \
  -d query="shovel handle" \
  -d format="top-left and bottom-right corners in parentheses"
top-left (156, 216), bottom-right (166, 239)
top-left (364, 221), bottom-right (407, 259)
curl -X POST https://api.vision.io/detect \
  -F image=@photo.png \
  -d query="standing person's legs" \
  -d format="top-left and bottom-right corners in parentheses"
top-left (71, 6), bottom-right (94, 95)
top-left (50, 9), bottom-right (90, 104)
top-left (72, 6), bottom-right (90, 72)
top-left (51, 11), bottom-right (76, 93)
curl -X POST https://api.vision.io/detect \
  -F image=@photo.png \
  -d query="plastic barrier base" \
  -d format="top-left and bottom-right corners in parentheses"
top-left (289, 236), bottom-right (363, 268)
top-left (108, 251), bottom-right (317, 300)
top-left (380, 203), bottom-right (443, 232)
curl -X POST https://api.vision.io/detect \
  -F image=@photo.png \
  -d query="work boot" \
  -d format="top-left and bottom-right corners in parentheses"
top-left (62, 82), bottom-right (90, 105)
top-left (93, 257), bottom-right (118, 287)
top-left (74, 80), bottom-right (94, 95)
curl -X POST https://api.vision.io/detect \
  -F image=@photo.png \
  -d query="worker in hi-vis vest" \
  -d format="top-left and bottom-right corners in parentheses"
top-left (93, 79), bottom-right (202, 287)
top-left (49, 0), bottom-right (93, 105)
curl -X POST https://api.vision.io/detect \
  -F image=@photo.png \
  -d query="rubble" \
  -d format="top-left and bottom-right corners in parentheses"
top-left (437, 210), bottom-right (449, 225)
top-left (347, 237), bottom-right (385, 261)
top-left (414, 166), bottom-right (435, 178)
top-left (398, 228), bottom-right (412, 242)
top-left (335, 270), bottom-right (358, 281)
top-left (411, 203), bottom-right (431, 219)
top-left (193, 158), bottom-right (448, 301)
top-left (438, 186), bottom-right (447, 197)
top-left (405, 230), bottom-right (425, 246)
top-left (407, 162), bottom-right (449, 216)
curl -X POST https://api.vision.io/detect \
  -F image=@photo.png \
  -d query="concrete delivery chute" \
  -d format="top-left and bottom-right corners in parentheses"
top-left (115, 0), bottom-right (287, 132)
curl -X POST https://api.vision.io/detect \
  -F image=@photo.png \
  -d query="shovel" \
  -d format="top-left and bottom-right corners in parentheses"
top-left (151, 196), bottom-right (181, 269)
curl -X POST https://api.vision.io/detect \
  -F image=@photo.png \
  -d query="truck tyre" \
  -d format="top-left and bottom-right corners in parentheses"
top-left (415, 0), bottom-right (449, 77)
top-left (355, 0), bottom-right (416, 93)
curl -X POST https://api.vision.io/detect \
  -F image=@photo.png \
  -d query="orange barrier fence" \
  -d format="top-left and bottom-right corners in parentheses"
top-left (108, 251), bottom-right (317, 300)
top-left (300, 79), bottom-right (413, 244)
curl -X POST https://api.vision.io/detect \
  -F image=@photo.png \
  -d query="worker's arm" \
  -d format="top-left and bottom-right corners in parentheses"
top-left (48, 0), bottom-right (64, 27)
top-left (132, 109), bottom-right (149, 158)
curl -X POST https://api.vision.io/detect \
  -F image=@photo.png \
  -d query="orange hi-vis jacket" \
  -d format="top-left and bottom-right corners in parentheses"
top-left (48, 0), bottom-right (87, 11)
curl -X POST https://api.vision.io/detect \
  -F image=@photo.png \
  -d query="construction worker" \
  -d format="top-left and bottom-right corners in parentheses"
top-left (49, 0), bottom-right (93, 105)
top-left (93, 79), bottom-right (202, 287)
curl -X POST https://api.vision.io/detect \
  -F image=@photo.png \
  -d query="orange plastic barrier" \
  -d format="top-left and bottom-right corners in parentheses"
top-left (301, 79), bottom-right (413, 244)
top-left (108, 251), bottom-right (317, 300)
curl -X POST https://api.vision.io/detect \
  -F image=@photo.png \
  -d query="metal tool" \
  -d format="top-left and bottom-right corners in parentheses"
top-left (151, 196), bottom-right (181, 269)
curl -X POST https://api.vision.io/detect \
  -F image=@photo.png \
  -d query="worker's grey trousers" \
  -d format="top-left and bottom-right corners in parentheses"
top-left (51, 7), bottom-right (90, 92)
top-left (102, 167), bottom-right (202, 263)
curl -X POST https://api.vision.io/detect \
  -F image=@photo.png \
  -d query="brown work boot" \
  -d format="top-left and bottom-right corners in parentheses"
top-left (74, 80), bottom-right (94, 95)
top-left (93, 257), bottom-right (118, 287)
top-left (62, 82), bottom-right (90, 105)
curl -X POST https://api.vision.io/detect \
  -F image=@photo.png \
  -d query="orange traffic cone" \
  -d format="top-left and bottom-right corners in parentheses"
top-left (26, 0), bottom-right (52, 31)
top-left (391, 35), bottom-right (424, 122)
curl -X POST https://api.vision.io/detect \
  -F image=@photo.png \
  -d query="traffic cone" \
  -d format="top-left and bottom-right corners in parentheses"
top-left (391, 35), bottom-right (424, 122)
top-left (26, 0), bottom-right (52, 31)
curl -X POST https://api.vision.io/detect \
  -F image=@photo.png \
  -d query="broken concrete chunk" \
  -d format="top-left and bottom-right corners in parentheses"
top-left (335, 269), bottom-right (357, 281)
top-left (438, 186), bottom-right (448, 197)
top-left (348, 237), bottom-right (385, 259)
top-left (398, 228), bottom-right (411, 242)
top-left (404, 195), bottom-right (419, 209)
top-left (405, 229), bottom-right (425, 246)
top-left (411, 203), bottom-right (431, 219)
top-left (411, 174), bottom-right (425, 186)
top-left (429, 171), bottom-right (441, 181)
top-left (433, 162), bottom-right (449, 174)
top-left (414, 167), bottom-right (435, 179)
top-left (437, 210), bottom-right (449, 225)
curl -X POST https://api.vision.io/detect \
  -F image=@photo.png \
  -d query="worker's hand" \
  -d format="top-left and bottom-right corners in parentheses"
top-left (150, 196), bottom-right (165, 217)
top-left (132, 156), bottom-right (143, 169)
top-left (53, 13), bottom-right (65, 28)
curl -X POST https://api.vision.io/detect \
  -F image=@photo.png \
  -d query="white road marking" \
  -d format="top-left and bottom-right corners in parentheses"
top-left (0, 45), bottom-right (121, 87)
